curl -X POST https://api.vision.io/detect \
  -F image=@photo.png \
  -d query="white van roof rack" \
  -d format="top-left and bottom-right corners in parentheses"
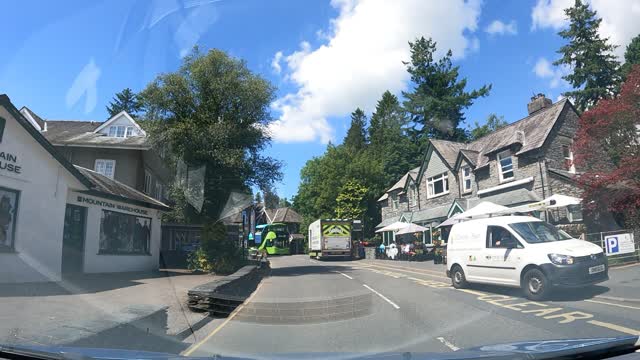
top-left (439, 199), bottom-right (558, 227)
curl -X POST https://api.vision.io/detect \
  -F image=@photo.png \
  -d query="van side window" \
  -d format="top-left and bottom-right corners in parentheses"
top-left (486, 226), bottom-right (520, 249)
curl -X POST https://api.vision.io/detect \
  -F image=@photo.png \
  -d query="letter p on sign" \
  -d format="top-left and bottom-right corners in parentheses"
top-left (606, 236), bottom-right (619, 255)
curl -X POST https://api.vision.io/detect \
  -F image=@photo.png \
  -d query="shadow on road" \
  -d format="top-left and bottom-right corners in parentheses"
top-left (269, 265), bottom-right (353, 277)
top-left (467, 283), bottom-right (610, 301)
top-left (66, 308), bottom-right (187, 354)
top-left (0, 270), bottom-right (198, 297)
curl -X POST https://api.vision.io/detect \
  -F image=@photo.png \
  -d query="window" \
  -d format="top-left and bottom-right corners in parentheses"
top-left (567, 204), bottom-right (583, 222)
top-left (427, 172), bottom-right (449, 198)
top-left (144, 170), bottom-right (152, 194)
top-left (486, 226), bottom-right (521, 248)
top-left (562, 144), bottom-right (575, 173)
top-left (108, 126), bottom-right (117, 137)
top-left (99, 210), bottom-right (151, 255)
top-left (94, 159), bottom-right (116, 179)
top-left (509, 221), bottom-right (572, 243)
top-left (391, 193), bottom-right (399, 210)
top-left (155, 182), bottom-right (163, 200)
top-left (125, 126), bottom-right (134, 137)
top-left (461, 166), bottom-right (472, 193)
top-left (409, 184), bottom-right (417, 206)
top-left (0, 186), bottom-right (19, 251)
top-left (497, 150), bottom-right (514, 182)
top-left (108, 125), bottom-right (127, 137)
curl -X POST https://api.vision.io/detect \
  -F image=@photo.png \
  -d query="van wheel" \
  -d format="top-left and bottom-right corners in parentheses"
top-left (451, 265), bottom-right (468, 289)
top-left (523, 268), bottom-right (549, 301)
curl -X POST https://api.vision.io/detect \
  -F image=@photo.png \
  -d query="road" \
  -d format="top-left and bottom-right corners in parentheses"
top-left (185, 255), bottom-right (640, 357)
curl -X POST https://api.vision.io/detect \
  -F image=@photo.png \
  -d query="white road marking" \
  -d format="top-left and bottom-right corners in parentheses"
top-left (436, 336), bottom-right (460, 351)
top-left (363, 284), bottom-right (400, 309)
top-left (337, 271), bottom-right (353, 280)
top-left (586, 299), bottom-right (640, 310)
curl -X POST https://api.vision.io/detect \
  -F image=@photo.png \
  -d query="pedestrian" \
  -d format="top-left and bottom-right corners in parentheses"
top-left (378, 242), bottom-right (386, 259)
top-left (358, 241), bottom-right (365, 259)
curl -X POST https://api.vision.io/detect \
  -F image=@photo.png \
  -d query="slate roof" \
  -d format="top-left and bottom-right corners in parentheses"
top-left (548, 167), bottom-right (579, 180)
top-left (430, 140), bottom-right (466, 168)
top-left (264, 207), bottom-right (303, 224)
top-left (43, 120), bottom-right (149, 148)
top-left (465, 99), bottom-right (569, 168)
top-left (387, 166), bottom-right (420, 192)
top-left (375, 216), bottom-right (400, 229)
top-left (76, 166), bottom-right (170, 211)
top-left (20, 106), bottom-right (46, 129)
top-left (472, 188), bottom-right (541, 208)
top-left (411, 205), bottom-right (449, 223)
top-left (459, 149), bottom-right (479, 167)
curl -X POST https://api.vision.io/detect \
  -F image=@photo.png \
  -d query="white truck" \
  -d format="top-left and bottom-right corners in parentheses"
top-left (308, 219), bottom-right (352, 260)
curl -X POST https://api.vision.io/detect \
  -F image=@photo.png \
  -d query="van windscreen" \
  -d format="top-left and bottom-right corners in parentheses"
top-left (509, 221), bottom-right (572, 243)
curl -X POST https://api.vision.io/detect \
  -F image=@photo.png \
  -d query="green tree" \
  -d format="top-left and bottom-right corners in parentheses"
top-left (254, 192), bottom-right (262, 204)
top-left (554, 0), bottom-right (621, 111)
top-left (106, 88), bottom-right (142, 118)
top-left (622, 34), bottom-right (640, 78)
top-left (279, 197), bottom-right (291, 208)
top-left (139, 47), bottom-right (282, 222)
top-left (263, 188), bottom-right (280, 209)
top-left (344, 108), bottom-right (367, 151)
top-left (403, 37), bottom-right (490, 144)
top-left (469, 113), bottom-right (508, 140)
top-left (335, 180), bottom-right (368, 220)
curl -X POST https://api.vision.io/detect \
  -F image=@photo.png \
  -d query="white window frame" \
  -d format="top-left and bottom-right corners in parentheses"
top-left (391, 193), bottom-right (399, 210)
top-left (562, 144), bottom-right (576, 173)
top-left (109, 125), bottom-right (127, 138)
top-left (94, 159), bottom-right (116, 179)
top-left (155, 182), bottom-right (163, 200)
top-left (144, 170), bottom-right (152, 194)
top-left (125, 126), bottom-right (135, 137)
top-left (427, 172), bottom-right (449, 199)
top-left (497, 150), bottom-right (514, 183)
top-left (409, 184), bottom-right (418, 206)
top-left (108, 126), bottom-right (117, 137)
top-left (461, 166), bottom-right (472, 193)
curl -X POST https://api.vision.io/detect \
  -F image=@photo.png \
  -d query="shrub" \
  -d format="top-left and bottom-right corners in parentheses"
top-left (199, 221), bottom-right (245, 275)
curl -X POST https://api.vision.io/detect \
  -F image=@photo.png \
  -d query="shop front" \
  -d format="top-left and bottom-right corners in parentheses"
top-left (0, 95), bottom-right (168, 283)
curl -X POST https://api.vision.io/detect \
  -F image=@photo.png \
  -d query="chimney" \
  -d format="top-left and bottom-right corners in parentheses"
top-left (527, 93), bottom-right (552, 115)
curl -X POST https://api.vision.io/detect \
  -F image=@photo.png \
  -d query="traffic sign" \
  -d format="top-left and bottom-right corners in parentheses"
top-left (604, 233), bottom-right (635, 256)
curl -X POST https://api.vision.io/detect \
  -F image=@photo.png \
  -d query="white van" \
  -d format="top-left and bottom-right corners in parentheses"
top-left (446, 216), bottom-right (608, 300)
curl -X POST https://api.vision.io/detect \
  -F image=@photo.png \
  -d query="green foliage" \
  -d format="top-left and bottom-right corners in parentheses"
top-left (469, 113), bottom-right (508, 140)
top-left (199, 221), bottom-right (244, 274)
top-left (622, 34), bottom-right (640, 78)
top-left (263, 188), bottom-right (280, 209)
top-left (106, 88), bottom-right (142, 118)
top-left (335, 180), bottom-right (368, 220)
top-left (279, 197), bottom-right (291, 208)
top-left (554, 0), bottom-right (621, 111)
top-left (344, 108), bottom-right (367, 152)
top-left (186, 247), bottom-right (212, 272)
top-left (254, 192), bottom-right (262, 204)
top-left (139, 47), bottom-right (282, 222)
top-left (402, 37), bottom-right (491, 144)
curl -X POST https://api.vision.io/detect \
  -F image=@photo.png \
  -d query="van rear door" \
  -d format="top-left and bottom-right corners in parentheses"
top-left (470, 225), bottom-right (522, 285)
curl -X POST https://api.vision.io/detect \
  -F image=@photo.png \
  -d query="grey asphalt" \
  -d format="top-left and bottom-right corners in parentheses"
top-left (186, 255), bottom-right (640, 358)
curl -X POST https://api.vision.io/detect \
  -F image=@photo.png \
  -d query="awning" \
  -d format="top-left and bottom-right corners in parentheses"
top-left (396, 223), bottom-right (429, 235)
top-left (375, 221), bottom-right (409, 233)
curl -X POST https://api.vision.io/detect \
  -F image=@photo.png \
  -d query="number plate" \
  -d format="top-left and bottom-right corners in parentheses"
top-left (589, 264), bottom-right (605, 274)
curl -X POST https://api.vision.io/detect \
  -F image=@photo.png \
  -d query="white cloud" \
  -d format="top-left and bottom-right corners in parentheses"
top-left (65, 58), bottom-right (101, 114)
top-left (485, 20), bottom-right (517, 35)
top-left (271, 51), bottom-right (283, 74)
top-left (269, 0), bottom-right (482, 143)
top-left (531, 0), bottom-right (640, 59)
top-left (533, 57), bottom-right (570, 88)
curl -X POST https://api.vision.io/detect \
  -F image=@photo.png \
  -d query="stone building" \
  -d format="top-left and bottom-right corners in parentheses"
top-left (377, 94), bottom-right (584, 243)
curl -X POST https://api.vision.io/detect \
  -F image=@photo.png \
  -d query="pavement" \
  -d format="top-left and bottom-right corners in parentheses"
top-left (0, 269), bottom-right (220, 353)
top-left (184, 255), bottom-right (640, 358)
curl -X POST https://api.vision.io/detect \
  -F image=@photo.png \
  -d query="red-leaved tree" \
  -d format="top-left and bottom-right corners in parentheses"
top-left (574, 65), bottom-right (640, 228)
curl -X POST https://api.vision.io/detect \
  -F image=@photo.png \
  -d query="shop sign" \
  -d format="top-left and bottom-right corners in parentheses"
top-left (0, 151), bottom-right (22, 175)
top-left (76, 195), bottom-right (148, 215)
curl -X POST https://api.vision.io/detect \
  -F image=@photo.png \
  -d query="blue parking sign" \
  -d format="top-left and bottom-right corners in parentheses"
top-left (606, 236), bottom-right (619, 254)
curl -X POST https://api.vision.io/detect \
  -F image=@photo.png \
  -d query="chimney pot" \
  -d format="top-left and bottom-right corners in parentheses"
top-left (527, 93), bottom-right (552, 115)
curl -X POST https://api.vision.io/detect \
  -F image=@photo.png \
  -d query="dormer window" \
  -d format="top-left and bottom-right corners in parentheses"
top-left (108, 125), bottom-right (135, 138)
top-left (497, 150), bottom-right (514, 182)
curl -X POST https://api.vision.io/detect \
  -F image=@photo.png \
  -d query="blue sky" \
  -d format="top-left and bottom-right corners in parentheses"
top-left (2, 0), bottom-right (639, 199)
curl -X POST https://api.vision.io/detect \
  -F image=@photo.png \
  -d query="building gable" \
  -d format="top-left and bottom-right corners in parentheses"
top-left (94, 111), bottom-right (146, 137)
top-left (423, 148), bottom-right (449, 179)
